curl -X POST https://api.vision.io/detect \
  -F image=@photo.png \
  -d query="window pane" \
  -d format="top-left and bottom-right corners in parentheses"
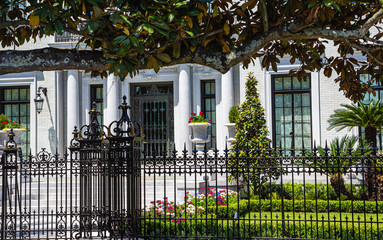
top-left (284, 108), bottom-right (292, 121)
top-left (20, 89), bottom-right (27, 100)
top-left (4, 90), bottom-right (11, 101)
top-left (275, 108), bottom-right (283, 121)
top-left (205, 82), bottom-right (211, 95)
top-left (302, 107), bottom-right (311, 121)
top-left (302, 93), bottom-right (311, 107)
top-left (12, 89), bottom-right (18, 101)
top-left (294, 107), bottom-right (302, 124)
top-left (283, 77), bottom-right (291, 90)
top-left (302, 79), bottom-right (310, 89)
top-left (284, 94), bottom-right (292, 107)
top-left (210, 82), bottom-right (215, 94)
top-left (294, 95), bottom-right (302, 107)
top-left (292, 77), bottom-right (301, 90)
top-left (275, 94), bottom-right (283, 107)
top-left (275, 77), bottom-right (283, 90)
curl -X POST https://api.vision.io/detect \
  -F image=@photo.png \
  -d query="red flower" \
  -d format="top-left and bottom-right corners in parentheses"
top-left (199, 112), bottom-right (203, 115)
top-left (17, 124), bottom-right (19, 126)
top-left (209, 119), bottom-right (212, 123)
top-left (2, 121), bottom-right (5, 124)
top-left (14, 121), bottom-right (17, 123)
top-left (9, 120), bottom-right (12, 123)
top-left (188, 120), bottom-right (191, 123)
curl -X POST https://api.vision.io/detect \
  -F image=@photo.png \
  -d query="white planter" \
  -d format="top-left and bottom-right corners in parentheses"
top-left (188, 123), bottom-right (211, 151)
top-left (0, 129), bottom-right (26, 148)
top-left (224, 123), bottom-right (236, 143)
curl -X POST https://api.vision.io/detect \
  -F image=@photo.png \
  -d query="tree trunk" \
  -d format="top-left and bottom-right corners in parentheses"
top-left (364, 126), bottom-right (377, 147)
top-left (363, 126), bottom-right (383, 200)
top-left (330, 173), bottom-right (355, 200)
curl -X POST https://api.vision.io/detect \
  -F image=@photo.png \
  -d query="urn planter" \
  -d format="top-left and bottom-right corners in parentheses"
top-left (0, 128), bottom-right (26, 148)
top-left (188, 123), bottom-right (211, 151)
top-left (224, 123), bottom-right (236, 144)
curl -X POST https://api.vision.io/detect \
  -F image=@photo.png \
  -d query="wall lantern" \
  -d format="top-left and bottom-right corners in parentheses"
top-left (34, 87), bottom-right (47, 114)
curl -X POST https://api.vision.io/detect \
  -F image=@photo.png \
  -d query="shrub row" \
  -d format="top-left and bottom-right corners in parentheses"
top-left (140, 219), bottom-right (383, 240)
top-left (254, 182), bottom-right (365, 201)
top-left (207, 199), bottom-right (383, 218)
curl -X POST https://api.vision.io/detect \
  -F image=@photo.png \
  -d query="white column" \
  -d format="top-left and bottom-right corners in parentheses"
top-left (311, 71), bottom-right (321, 146)
top-left (67, 70), bottom-right (79, 147)
top-left (218, 68), bottom-right (234, 150)
top-left (31, 77), bottom-right (37, 155)
top-left (56, 71), bottom-right (65, 155)
top-left (104, 73), bottom-right (121, 126)
top-left (174, 65), bottom-right (192, 152)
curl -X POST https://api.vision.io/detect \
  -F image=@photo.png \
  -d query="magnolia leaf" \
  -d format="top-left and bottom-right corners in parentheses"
top-left (123, 28), bottom-right (130, 36)
top-left (190, 46), bottom-right (197, 52)
top-left (213, 5), bottom-right (218, 17)
top-left (224, 23), bottom-right (230, 35)
top-left (93, 6), bottom-right (102, 18)
top-left (156, 53), bottom-right (172, 63)
top-left (184, 16), bottom-right (193, 28)
top-left (120, 15), bottom-right (133, 27)
top-left (152, 57), bottom-right (160, 72)
top-left (29, 15), bottom-right (40, 30)
top-left (220, 40), bottom-right (230, 53)
top-left (147, 55), bottom-right (154, 68)
top-left (173, 41), bottom-right (181, 59)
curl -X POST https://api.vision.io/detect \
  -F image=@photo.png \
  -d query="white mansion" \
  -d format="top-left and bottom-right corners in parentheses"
top-left (0, 33), bottom-right (370, 157)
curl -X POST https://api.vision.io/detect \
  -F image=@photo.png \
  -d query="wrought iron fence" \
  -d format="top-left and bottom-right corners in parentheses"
top-left (1, 97), bottom-right (383, 239)
top-left (1, 143), bottom-right (383, 239)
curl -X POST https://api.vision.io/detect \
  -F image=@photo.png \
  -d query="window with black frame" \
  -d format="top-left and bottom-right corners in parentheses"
top-left (359, 74), bottom-right (383, 148)
top-left (272, 75), bottom-right (312, 153)
top-left (201, 80), bottom-right (216, 149)
top-left (0, 87), bottom-right (30, 156)
top-left (90, 85), bottom-right (104, 125)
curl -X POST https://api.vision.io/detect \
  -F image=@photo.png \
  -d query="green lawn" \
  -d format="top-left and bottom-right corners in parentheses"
top-left (243, 211), bottom-right (383, 223)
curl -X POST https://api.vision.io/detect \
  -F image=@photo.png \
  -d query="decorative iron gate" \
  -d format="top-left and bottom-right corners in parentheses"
top-left (131, 83), bottom-right (174, 153)
top-left (0, 96), bottom-right (143, 239)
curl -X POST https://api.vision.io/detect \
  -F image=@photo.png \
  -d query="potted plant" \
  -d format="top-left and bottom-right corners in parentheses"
top-left (225, 106), bottom-right (239, 144)
top-left (188, 112), bottom-right (212, 150)
top-left (0, 113), bottom-right (26, 147)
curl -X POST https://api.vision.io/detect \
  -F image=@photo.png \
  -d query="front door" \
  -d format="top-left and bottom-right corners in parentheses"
top-left (131, 83), bottom-right (174, 154)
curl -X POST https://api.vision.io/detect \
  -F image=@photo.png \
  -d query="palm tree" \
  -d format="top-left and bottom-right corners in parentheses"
top-left (299, 136), bottom-right (371, 200)
top-left (327, 100), bottom-right (383, 147)
top-left (328, 100), bottom-right (383, 200)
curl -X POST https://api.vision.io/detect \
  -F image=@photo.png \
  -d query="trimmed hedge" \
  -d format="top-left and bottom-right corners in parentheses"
top-left (207, 199), bottom-right (383, 218)
top-left (140, 219), bottom-right (383, 240)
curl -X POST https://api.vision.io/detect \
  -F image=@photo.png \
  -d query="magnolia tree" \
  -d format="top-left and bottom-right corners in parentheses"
top-left (2, 1), bottom-right (383, 100)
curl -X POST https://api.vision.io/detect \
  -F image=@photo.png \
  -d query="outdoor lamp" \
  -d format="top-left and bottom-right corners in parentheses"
top-left (34, 87), bottom-right (47, 114)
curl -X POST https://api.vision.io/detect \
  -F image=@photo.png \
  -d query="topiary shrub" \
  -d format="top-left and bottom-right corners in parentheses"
top-left (229, 72), bottom-right (281, 194)
top-left (228, 105), bottom-right (239, 123)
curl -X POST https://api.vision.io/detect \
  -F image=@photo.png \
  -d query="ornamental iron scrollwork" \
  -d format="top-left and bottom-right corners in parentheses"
top-left (108, 95), bottom-right (144, 139)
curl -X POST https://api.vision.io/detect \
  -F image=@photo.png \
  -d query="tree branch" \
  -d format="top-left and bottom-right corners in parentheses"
top-left (345, 40), bottom-right (383, 65)
top-left (0, 48), bottom-right (106, 75)
top-left (0, 20), bottom-right (29, 29)
top-left (259, 0), bottom-right (269, 32)
top-left (360, 8), bottom-right (383, 36)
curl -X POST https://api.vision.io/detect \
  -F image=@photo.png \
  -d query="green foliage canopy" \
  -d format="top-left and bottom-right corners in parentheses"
top-left (2, 1), bottom-right (383, 100)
